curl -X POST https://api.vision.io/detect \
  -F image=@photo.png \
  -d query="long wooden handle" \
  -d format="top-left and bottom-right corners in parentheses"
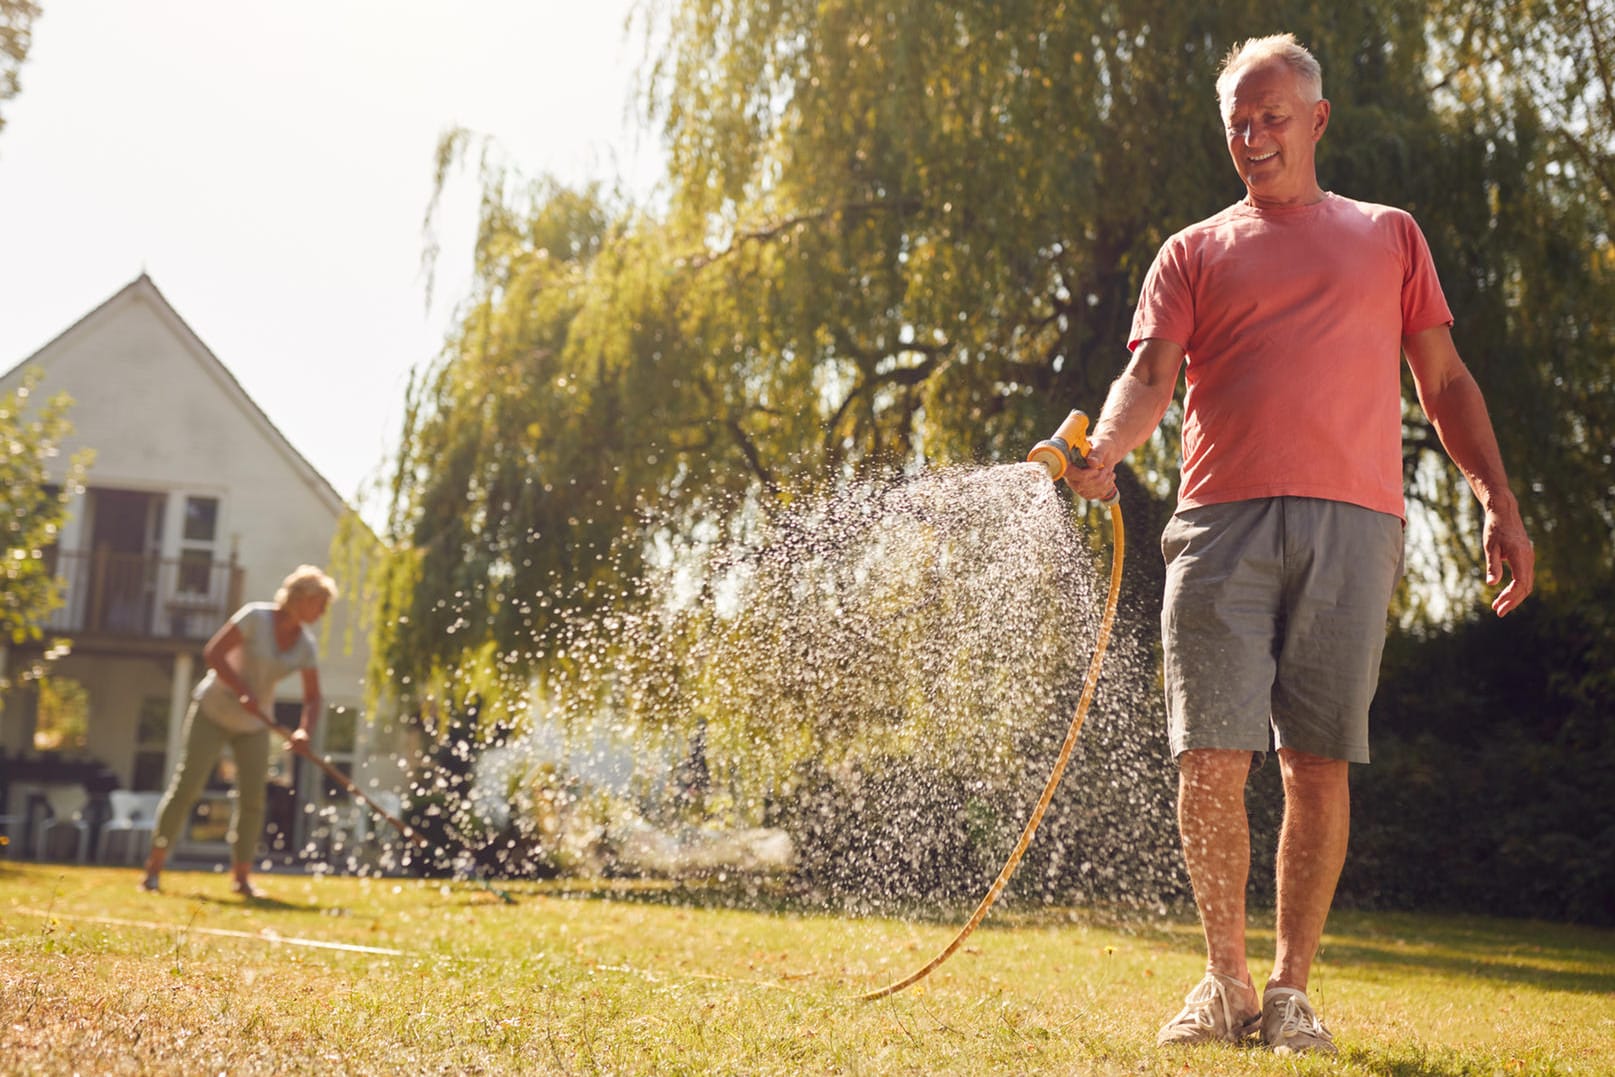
top-left (243, 700), bottom-right (428, 849)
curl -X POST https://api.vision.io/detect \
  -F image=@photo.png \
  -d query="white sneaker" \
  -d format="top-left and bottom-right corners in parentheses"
top-left (1157, 971), bottom-right (1260, 1046)
top-left (1261, 986), bottom-right (1337, 1055)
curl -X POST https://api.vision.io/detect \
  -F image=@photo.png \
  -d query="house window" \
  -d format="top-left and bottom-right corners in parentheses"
top-left (177, 496), bottom-right (219, 594)
top-left (132, 697), bottom-right (170, 790)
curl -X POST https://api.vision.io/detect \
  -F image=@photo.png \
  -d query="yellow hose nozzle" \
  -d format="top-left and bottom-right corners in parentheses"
top-left (1026, 441), bottom-right (1072, 482)
top-left (1027, 409), bottom-right (1117, 504)
top-left (1027, 410), bottom-right (1096, 483)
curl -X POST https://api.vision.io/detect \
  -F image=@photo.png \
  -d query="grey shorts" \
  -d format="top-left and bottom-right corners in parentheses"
top-left (1161, 497), bottom-right (1404, 764)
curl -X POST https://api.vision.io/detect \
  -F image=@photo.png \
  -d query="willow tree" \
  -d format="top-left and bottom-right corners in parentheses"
top-left (368, 0), bottom-right (1614, 731)
top-left (357, 129), bottom-right (837, 727)
top-left (1430, 0), bottom-right (1613, 226)
top-left (649, 0), bottom-right (1611, 605)
top-left (364, 168), bottom-right (638, 726)
top-left (1413, 0), bottom-right (1615, 595)
top-left (649, 0), bottom-right (1247, 476)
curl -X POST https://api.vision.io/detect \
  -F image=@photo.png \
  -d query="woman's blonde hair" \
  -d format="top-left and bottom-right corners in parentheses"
top-left (276, 564), bottom-right (339, 608)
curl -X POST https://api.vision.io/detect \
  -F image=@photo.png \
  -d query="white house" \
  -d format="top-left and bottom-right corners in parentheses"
top-left (0, 274), bottom-right (408, 868)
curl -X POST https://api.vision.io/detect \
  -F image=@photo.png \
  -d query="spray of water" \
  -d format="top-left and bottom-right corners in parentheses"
top-left (308, 462), bottom-right (1185, 915)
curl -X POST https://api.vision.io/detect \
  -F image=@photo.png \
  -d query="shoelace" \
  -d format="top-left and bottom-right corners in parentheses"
top-left (1183, 980), bottom-right (1221, 1030)
top-left (1178, 974), bottom-right (1247, 1032)
top-left (1274, 993), bottom-right (1329, 1038)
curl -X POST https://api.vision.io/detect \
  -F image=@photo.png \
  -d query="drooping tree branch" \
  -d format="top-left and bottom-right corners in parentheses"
top-left (684, 197), bottom-right (922, 271)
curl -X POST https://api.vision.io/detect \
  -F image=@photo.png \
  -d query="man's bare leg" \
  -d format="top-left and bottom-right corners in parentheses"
top-left (1269, 748), bottom-right (1350, 992)
top-left (1178, 748), bottom-right (1260, 1016)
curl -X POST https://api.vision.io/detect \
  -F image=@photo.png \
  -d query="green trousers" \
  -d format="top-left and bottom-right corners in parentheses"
top-left (152, 703), bottom-right (270, 864)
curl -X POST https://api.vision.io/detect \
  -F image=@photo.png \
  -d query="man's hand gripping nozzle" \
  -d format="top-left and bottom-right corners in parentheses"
top-left (1026, 409), bottom-right (1119, 505)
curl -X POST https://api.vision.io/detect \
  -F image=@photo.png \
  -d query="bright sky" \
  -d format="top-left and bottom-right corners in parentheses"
top-left (0, 0), bottom-right (660, 509)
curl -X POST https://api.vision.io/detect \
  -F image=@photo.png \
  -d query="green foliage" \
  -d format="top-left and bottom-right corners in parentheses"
top-left (362, 143), bottom-right (814, 728)
top-left (1428, 0), bottom-right (1615, 233)
top-left (0, 0), bottom-right (39, 140)
top-left (651, 0), bottom-right (1229, 469)
top-left (645, 0), bottom-right (1615, 604)
top-left (1232, 571), bottom-right (1613, 927)
top-left (30, 674), bottom-right (88, 752)
top-left (0, 367), bottom-right (90, 664)
top-left (1386, 1), bottom-right (1615, 605)
top-left (1342, 576), bottom-right (1615, 924)
top-left (366, 164), bottom-right (633, 727)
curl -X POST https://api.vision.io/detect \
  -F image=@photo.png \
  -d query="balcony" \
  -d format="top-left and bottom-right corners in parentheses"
top-left (42, 550), bottom-right (244, 643)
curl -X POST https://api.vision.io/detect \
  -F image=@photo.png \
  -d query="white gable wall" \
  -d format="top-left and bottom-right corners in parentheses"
top-left (5, 277), bottom-right (371, 706)
top-left (2, 276), bottom-right (398, 863)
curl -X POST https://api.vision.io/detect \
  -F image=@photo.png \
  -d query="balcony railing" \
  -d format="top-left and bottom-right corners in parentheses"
top-left (42, 550), bottom-right (244, 641)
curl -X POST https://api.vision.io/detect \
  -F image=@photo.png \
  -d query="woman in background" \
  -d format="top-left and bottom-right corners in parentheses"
top-left (141, 565), bottom-right (337, 897)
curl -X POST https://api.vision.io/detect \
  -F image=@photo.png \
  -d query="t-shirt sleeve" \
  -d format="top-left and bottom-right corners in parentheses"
top-left (229, 603), bottom-right (259, 643)
top-left (1129, 234), bottom-right (1196, 352)
top-left (1399, 212), bottom-right (1454, 335)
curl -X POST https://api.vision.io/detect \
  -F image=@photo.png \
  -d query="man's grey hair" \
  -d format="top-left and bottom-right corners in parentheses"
top-left (1216, 33), bottom-right (1323, 103)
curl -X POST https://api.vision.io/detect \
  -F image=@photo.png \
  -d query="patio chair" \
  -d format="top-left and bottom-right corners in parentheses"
top-left (97, 790), bottom-right (162, 864)
top-left (33, 784), bottom-right (91, 862)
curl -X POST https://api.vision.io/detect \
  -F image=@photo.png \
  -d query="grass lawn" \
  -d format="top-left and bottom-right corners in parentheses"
top-left (2, 861), bottom-right (1611, 1075)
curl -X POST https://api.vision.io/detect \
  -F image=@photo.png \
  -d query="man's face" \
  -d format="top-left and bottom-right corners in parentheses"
top-left (1220, 60), bottom-right (1329, 208)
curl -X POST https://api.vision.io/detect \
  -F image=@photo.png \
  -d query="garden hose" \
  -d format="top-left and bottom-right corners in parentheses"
top-left (862, 412), bottom-right (1124, 1001)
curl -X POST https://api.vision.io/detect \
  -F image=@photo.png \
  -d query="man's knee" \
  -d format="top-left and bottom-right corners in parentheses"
top-left (1276, 748), bottom-right (1349, 800)
top-left (1180, 748), bottom-right (1254, 791)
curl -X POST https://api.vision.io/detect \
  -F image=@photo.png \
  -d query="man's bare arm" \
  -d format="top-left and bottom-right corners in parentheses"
top-left (1403, 324), bottom-right (1534, 616)
top-left (1063, 338), bottom-right (1185, 501)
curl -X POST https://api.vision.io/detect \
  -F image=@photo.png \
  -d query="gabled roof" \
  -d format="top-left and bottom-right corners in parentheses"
top-left (2, 273), bottom-right (350, 517)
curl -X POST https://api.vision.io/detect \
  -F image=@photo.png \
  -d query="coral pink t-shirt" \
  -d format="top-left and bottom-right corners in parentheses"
top-left (1129, 193), bottom-right (1453, 520)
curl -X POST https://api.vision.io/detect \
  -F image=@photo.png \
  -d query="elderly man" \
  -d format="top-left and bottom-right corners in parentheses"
top-left (1064, 33), bottom-right (1534, 1054)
